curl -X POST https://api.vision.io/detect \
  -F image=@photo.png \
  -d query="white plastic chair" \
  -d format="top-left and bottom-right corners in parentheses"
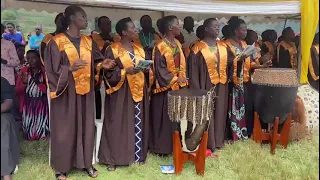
top-left (92, 84), bottom-right (105, 164)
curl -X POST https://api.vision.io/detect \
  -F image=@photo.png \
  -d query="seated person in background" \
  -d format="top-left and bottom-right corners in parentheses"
top-left (29, 25), bottom-right (45, 51)
top-left (1, 77), bottom-right (20, 180)
top-left (16, 50), bottom-right (49, 141)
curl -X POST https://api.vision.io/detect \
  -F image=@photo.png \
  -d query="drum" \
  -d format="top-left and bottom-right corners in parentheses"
top-left (168, 88), bottom-right (216, 152)
top-left (252, 68), bottom-right (299, 124)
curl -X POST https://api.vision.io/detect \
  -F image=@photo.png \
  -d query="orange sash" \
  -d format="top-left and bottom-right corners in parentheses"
top-left (277, 41), bottom-right (298, 70)
top-left (309, 45), bottom-right (319, 81)
top-left (53, 33), bottom-right (92, 97)
top-left (191, 40), bottom-right (228, 84)
top-left (255, 42), bottom-right (261, 63)
top-left (152, 39), bottom-right (187, 94)
top-left (225, 40), bottom-right (251, 85)
top-left (91, 33), bottom-right (105, 50)
top-left (106, 42), bottom-right (146, 102)
top-left (263, 41), bottom-right (275, 57)
top-left (184, 40), bottom-right (199, 58)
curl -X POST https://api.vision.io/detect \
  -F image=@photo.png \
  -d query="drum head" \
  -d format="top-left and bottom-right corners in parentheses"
top-left (169, 88), bottom-right (208, 97)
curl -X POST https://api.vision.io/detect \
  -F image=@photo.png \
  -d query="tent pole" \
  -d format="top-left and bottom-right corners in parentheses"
top-left (283, 18), bottom-right (288, 29)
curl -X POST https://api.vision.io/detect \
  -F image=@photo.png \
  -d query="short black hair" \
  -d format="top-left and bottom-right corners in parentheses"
top-left (222, 25), bottom-right (232, 40)
top-left (183, 16), bottom-right (194, 24)
top-left (228, 16), bottom-right (246, 36)
top-left (116, 17), bottom-right (132, 36)
top-left (55, 13), bottom-right (64, 24)
top-left (6, 22), bottom-right (15, 28)
top-left (203, 18), bottom-right (217, 28)
top-left (245, 29), bottom-right (256, 43)
top-left (63, 5), bottom-right (85, 27)
top-left (98, 16), bottom-right (110, 27)
top-left (159, 15), bottom-right (177, 35)
top-left (26, 49), bottom-right (40, 58)
top-left (261, 29), bottom-right (276, 42)
top-left (282, 27), bottom-right (293, 36)
top-left (140, 15), bottom-right (151, 22)
top-left (196, 25), bottom-right (205, 40)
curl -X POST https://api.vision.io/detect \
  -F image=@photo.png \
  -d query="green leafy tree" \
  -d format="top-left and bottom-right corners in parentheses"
top-left (1, 10), bottom-right (17, 21)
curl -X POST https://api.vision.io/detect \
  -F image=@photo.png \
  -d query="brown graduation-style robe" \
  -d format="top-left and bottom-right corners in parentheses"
top-left (98, 42), bottom-right (150, 165)
top-left (276, 41), bottom-right (298, 70)
top-left (149, 39), bottom-right (188, 155)
top-left (188, 40), bottom-right (232, 150)
top-left (44, 33), bottom-right (104, 173)
top-left (91, 34), bottom-right (113, 119)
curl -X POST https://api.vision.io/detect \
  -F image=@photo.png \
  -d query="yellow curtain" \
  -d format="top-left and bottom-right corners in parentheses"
top-left (300, 0), bottom-right (319, 84)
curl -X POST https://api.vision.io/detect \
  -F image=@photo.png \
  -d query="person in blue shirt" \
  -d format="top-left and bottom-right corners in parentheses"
top-left (3, 23), bottom-right (23, 46)
top-left (29, 25), bottom-right (45, 51)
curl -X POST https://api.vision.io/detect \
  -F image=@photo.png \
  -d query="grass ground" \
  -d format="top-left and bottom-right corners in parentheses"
top-left (13, 132), bottom-right (319, 180)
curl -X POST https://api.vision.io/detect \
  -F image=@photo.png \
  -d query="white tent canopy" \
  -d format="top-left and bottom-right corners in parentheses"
top-left (9, 0), bottom-right (300, 15)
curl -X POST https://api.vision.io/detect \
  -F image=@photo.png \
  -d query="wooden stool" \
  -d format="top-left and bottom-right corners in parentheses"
top-left (252, 112), bottom-right (291, 154)
top-left (173, 131), bottom-right (208, 176)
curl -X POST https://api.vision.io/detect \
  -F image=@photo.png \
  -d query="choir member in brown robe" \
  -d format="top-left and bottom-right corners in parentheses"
top-left (260, 29), bottom-right (277, 65)
top-left (149, 16), bottom-right (188, 155)
top-left (91, 16), bottom-right (115, 53)
top-left (98, 17), bottom-right (150, 171)
top-left (134, 15), bottom-right (161, 58)
top-left (40, 13), bottom-right (66, 65)
top-left (188, 18), bottom-right (231, 150)
top-left (276, 27), bottom-right (298, 70)
top-left (221, 25), bottom-right (233, 41)
top-left (91, 16), bottom-right (115, 121)
top-left (225, 17), bottom-right (272, 140)
top-left (44, 6), bottom-right (116, 180)
top-left (156, 18), bottom-right (163, 38)
top-left (308, 32), bottom-right (319, 91)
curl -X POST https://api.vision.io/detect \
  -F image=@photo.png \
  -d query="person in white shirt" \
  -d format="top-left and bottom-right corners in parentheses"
top-left (181, 16), bottom-right (198, 49)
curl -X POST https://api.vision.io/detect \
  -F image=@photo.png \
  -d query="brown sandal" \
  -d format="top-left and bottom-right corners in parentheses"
top-left (85, 167), bottom-right (98, 178)
top-left (55, 172), bottom-right (67, 180)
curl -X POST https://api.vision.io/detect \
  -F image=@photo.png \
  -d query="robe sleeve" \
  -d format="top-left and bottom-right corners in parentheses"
top-left (103, 47), bottom-right (126, 93)
top-left (153, 47), bottom-right (178, 87)
top-left (40, 41), bottom-right (47, 65)
top-left (188, 51), bottom-right (202, 89)
top-left (277, 45), bottom-right (291, 68)
top-left (93, 40), bottom-right (105, 63)
top-left (92, 40), bottom-right (105, 86)
top-left (44, 40), bottom-right (70, 98)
